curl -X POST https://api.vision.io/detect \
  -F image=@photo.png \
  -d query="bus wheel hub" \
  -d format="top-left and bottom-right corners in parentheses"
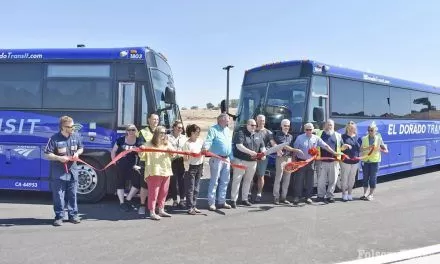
top-left (76, 164), bottom-right (98, 195)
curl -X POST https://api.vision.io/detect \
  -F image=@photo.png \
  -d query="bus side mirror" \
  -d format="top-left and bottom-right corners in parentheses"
top-left (220, 99), bottom-right (226, 113)
top-left (313, 107), bottom-right (324, 122)
top-left (164, 87), bottom-right (176, 104)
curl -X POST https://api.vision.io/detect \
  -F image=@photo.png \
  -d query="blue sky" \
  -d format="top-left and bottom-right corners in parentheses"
top-left (1, 0), bottom-right (439, 108)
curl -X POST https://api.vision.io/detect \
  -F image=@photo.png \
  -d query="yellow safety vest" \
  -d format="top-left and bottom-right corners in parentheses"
top-left (316, 130), bottom-right (341, 160)
top-left (361, 135), bottom-right (381, 163)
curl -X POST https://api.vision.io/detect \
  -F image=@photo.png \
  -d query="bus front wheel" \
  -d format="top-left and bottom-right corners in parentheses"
top-left (76, 158), bottom-right (106, 203)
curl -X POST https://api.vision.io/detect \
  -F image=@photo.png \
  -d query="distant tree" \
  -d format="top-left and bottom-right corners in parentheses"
top-left (206, 102), bottom-right (214, 109)
top-left (229, 99), bottom-right (239, 108)
top-left (181, 107), bottom-right (187, 110)
top-left (218, 99), bottom-right (239, 109)
top-left (190, 106), bottom-right (199, 110)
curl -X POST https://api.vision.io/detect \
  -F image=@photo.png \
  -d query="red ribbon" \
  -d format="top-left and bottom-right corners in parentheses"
top-left (66, 147), bottom-right (247, 171)
top-left (283, 146), bottom-right (385, 173)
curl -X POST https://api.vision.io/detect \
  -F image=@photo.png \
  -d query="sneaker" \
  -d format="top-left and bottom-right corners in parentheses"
top-left (208, 205), bottom-right (216, 211)
top-left (220, 203), bottom-right (231, 209)
top-left (255, 194), bottom-right (262, 203)
top-left (347, 194), bottom-right (353, 201)
top-left (53, 219), bottom-right (63, 226)
top-left (178, 201), bottom-right (186, 209)
top-left (359, 196), bottom-right (368, 201)
top-left (367, 195), bottom-right (374, 201)
top-left (241, 200), bottom-right (252, 206)
top-left (69, 216), bottom-right (81, 224)
top-left (158, 210), bottom-right (172, 217)
top-left (194, 207), bottom-right (201, 213)
top-left (305, 198), bottom-right (313, 204)
top-left (125, 200), bottom-right (137, 210)
top-left (187, 208), bottom-right (196, 215)
top-left (280, 199), bottom-right (291, 205)
top-left (138, 205), bottom-right (146, 215)
top-left (342, 194), bottom-right (348, 202)
top-left (172, 200), bottom-right (179, 207)
top-left (150, 213), bottom-right (161, 221)
top-left (230, 201), bottom-right (237, 209)
top-left (327, 198), bottom-right (335, 203)
top-left (273, 198), bottom-right (280, 205)
top-left (120, 202), bottom-right (130, 212)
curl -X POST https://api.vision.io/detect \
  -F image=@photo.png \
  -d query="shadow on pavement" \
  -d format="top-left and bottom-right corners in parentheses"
top-left (0, 218), bottom-right (53, 227)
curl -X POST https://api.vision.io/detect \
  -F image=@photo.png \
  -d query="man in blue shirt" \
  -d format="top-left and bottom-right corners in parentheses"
top-left (203, 113), bottom-right (233, 210)
top-left (292, 123), bottom-right (335, 205)
top-left (44, 116), bottom-right (84, 226)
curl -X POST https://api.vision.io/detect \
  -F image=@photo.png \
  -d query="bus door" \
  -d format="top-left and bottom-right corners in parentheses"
top-left (117, 82), bottom-right (149, 133)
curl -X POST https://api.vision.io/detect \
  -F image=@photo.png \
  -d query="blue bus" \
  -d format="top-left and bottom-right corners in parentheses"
top-left (226, 60), bottom-right (440, 182)
top-left (0, 46), bottom-right (181, 202)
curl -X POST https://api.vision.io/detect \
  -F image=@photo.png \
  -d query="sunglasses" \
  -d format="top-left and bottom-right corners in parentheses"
top-left (64, 126), bottom-right (73, 129)
top-left (176, 126), bottom-right (183, 129)
top-left (127, 129), bottom-right (136, 132)
top-left (368, 129), bottom-right (375, 132)
top-left (283, 125), bottom-right (290, 128)
top-left (305, 128), bottom-right (312, 131)
top-left (248, 124), bottom-right (256, 127)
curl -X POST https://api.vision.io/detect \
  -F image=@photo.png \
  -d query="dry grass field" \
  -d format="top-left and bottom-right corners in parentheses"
top-left (180, 108), bottom-right (237, 139)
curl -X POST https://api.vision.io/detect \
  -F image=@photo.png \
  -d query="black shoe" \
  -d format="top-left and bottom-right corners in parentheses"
top-left (53, 219), bottom-right (63, 226)
top-left (69, 216), bottom-right (81, 224)
top-left (120, 202), bottom-right (130, 212)
top-left (327, 198), bottom-right (335, 203)
top-left (178, 201), bottom-right (186, 209)
top-left (125, 200), bottom-right (137, 210)
top-left (359, 196), bottom-right (367, 201)
top-left (280, 199), bottom-right (291, 205)
top-left (230, 201), bottom-right (237, 209)
top-left (316, 197), bottom-right (326, 203)
top-left (305, 198), bottom-right (313, 204)
top-left (241, 200), bottom-right (252, 206)
top-left (292, 197), bottom-right (300, 205)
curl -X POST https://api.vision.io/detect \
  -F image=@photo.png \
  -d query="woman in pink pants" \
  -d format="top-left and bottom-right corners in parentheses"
top-left (140, 126), bottom-right (175, 220)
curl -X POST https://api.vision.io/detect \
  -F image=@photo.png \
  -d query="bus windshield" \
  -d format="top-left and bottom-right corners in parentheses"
top-left (237, 78), bottom-right (308, 133)
top-left (151, 68), bottom-right (178, 127)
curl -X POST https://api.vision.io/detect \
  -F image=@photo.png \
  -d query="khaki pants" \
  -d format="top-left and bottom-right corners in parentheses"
top-left (317, 161), bottom-right (340, 198)
top-left (273, 156), bottom-right (292, 200)
top-left (231, 159), bottom-right (257, 202)
top-left (340, 162), bottom-right (359, 195)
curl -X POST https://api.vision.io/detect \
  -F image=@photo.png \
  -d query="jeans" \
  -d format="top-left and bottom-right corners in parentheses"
top-left (207, 158), bottom-right (230, 206)
top-left (170, 157), bottom-right (185, 201)
top-left (51, 178), bottom-right (78, 220)
top-left (362, 162), bottom-right (379, 188)
top-left (185, 164), bottom-right (203, 208)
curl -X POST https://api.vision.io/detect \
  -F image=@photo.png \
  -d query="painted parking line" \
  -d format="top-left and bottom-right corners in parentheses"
top-left (337, 244), bottom-right (440, 264)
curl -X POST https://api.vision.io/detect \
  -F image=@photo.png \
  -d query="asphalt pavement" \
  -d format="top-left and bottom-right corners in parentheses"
top-left (1, 166), bottom-right (440, 264)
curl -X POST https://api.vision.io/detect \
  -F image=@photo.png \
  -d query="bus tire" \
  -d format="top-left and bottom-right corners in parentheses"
top-left (76, 158), bottom-right (106, 203)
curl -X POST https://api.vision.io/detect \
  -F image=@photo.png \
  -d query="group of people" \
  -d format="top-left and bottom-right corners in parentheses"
top-left (44, 113), bottom-right (388, 226)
